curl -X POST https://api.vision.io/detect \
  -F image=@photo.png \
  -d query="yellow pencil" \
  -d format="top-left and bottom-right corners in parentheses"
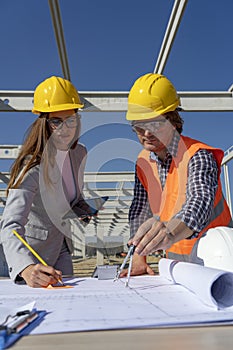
top-left (12, 229), bottom-right (64, 285)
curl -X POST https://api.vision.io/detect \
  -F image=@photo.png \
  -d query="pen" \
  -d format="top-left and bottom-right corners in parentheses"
top-left (7, 311), bottom-right (39, 334)
top-left (0, 310), bottom-right (40, 350)
top-left (12, 230), bottom-right (64, 286)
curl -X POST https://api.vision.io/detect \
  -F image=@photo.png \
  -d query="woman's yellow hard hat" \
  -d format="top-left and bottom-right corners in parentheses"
top-left (32, 76), bottom-right (84, 114)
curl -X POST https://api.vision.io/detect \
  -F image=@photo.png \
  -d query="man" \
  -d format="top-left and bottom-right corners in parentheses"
top-left (122, 73), bottom-right (233, 276)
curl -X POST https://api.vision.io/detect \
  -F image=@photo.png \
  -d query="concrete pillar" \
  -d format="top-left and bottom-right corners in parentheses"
top-left (96, 226), bottom-right (104, 266)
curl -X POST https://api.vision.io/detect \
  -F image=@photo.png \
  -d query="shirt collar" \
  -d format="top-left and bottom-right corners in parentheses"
top-left (150, 133), bottom-right (180, 161)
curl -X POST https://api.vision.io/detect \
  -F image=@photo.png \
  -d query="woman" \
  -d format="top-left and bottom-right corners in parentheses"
top-left (0, 76), bottom-right (92, 287)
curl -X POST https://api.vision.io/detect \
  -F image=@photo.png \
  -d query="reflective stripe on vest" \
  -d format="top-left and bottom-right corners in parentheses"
top-left (137, 135), bottom-right (233, 260)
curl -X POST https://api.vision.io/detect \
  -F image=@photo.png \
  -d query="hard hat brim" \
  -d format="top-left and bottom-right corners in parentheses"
top-left (126, 100), bottom-right (180, 121)
top-left (32, 102), bottom-right (84, 115)
top-left (126, 109), bottom-right (162, 121)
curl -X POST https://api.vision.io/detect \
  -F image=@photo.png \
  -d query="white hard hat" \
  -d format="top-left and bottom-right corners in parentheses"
top-left (197, 226), bottom-right (233, 272)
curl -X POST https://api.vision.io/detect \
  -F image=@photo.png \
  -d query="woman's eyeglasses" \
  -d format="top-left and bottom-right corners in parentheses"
top-left (47, 113), bottom-right (81, 130)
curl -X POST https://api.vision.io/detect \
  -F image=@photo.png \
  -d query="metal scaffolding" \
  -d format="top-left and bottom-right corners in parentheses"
top-left (0, 0), bottom-right (232, 261)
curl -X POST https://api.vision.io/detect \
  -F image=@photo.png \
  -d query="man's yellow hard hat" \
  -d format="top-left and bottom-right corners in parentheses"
top-left (32, 76), bottom-right (84, 114)
top-left (126, 73), bottom-right (180, 121)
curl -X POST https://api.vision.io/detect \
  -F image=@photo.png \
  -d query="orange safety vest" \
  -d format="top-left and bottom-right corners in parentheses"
top-left (136, 135), bottom-right (233, 261)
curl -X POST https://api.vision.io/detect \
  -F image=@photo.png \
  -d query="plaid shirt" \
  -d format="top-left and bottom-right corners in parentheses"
top-left (129, 134), bottom-right (219, 238)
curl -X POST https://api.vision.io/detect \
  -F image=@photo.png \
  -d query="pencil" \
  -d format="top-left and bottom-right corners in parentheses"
top-left (12, 229), bottom-right (64, 285)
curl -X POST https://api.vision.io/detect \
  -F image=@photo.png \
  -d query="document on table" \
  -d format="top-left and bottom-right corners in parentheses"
top-left (1, 259), bottom-right (233, 335)
top-left (0, 302), bottom-right (35, 324)
top-left (0, 301), bottom-right (46, 350)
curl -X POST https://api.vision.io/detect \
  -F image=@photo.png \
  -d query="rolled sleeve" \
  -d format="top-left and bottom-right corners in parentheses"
top-left (129, 169), bottom-right (152, 238)
top-left (174, 150), bottom-right (218, 236)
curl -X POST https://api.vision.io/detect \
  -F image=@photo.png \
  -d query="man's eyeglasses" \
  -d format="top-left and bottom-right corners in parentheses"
top-left (47, 113), bottom-right (81, 130)
top-left (131, 119), bottom-right (168, 135)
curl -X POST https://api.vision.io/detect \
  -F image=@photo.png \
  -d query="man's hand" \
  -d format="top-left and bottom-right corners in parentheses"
top-left (119, 253), bottom-right (154, 277)
top-left (129, 217), bottom-right (193, 256)
top-left (21, 264), bottom-right (63, 288)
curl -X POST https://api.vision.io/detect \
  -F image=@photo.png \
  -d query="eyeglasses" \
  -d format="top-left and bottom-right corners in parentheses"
top-left (47, 113), bottom-right (81, 130)
top-left (131, 119), bottom-right (168, 135)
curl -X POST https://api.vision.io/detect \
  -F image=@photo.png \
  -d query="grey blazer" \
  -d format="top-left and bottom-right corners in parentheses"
top-left (0, 143), bottom-right (89, 282)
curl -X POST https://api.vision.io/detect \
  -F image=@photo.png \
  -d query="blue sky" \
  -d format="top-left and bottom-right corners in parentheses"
top-left (0, 0), bottom-right (233, 187)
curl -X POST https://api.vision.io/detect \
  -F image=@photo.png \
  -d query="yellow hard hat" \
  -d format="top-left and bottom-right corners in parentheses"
top-left (126, 73), bottom-right (180, 121)
top-left (32, 76), bottom-right (84, 114)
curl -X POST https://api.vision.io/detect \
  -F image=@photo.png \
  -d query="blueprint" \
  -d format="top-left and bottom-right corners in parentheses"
top-left (1, 259), bottom-right (233, 334)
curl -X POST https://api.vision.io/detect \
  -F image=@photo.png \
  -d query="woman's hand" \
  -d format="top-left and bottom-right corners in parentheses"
top-left (21, 264), bottom-right (63, 288)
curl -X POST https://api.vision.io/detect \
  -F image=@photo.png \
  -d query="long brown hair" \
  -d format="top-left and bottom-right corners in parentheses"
top-left (7, 113), bottom-right (54, 194)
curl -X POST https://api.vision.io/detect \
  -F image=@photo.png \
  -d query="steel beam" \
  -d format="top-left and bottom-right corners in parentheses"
top-left (222, 146), bottom-right (233, 165)
top-left (154, 0), bottom-right (188, 74)
top-left (1, 90), bottom-right (233, 112)
top-left (48, 0), bottom-right (71, 80)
